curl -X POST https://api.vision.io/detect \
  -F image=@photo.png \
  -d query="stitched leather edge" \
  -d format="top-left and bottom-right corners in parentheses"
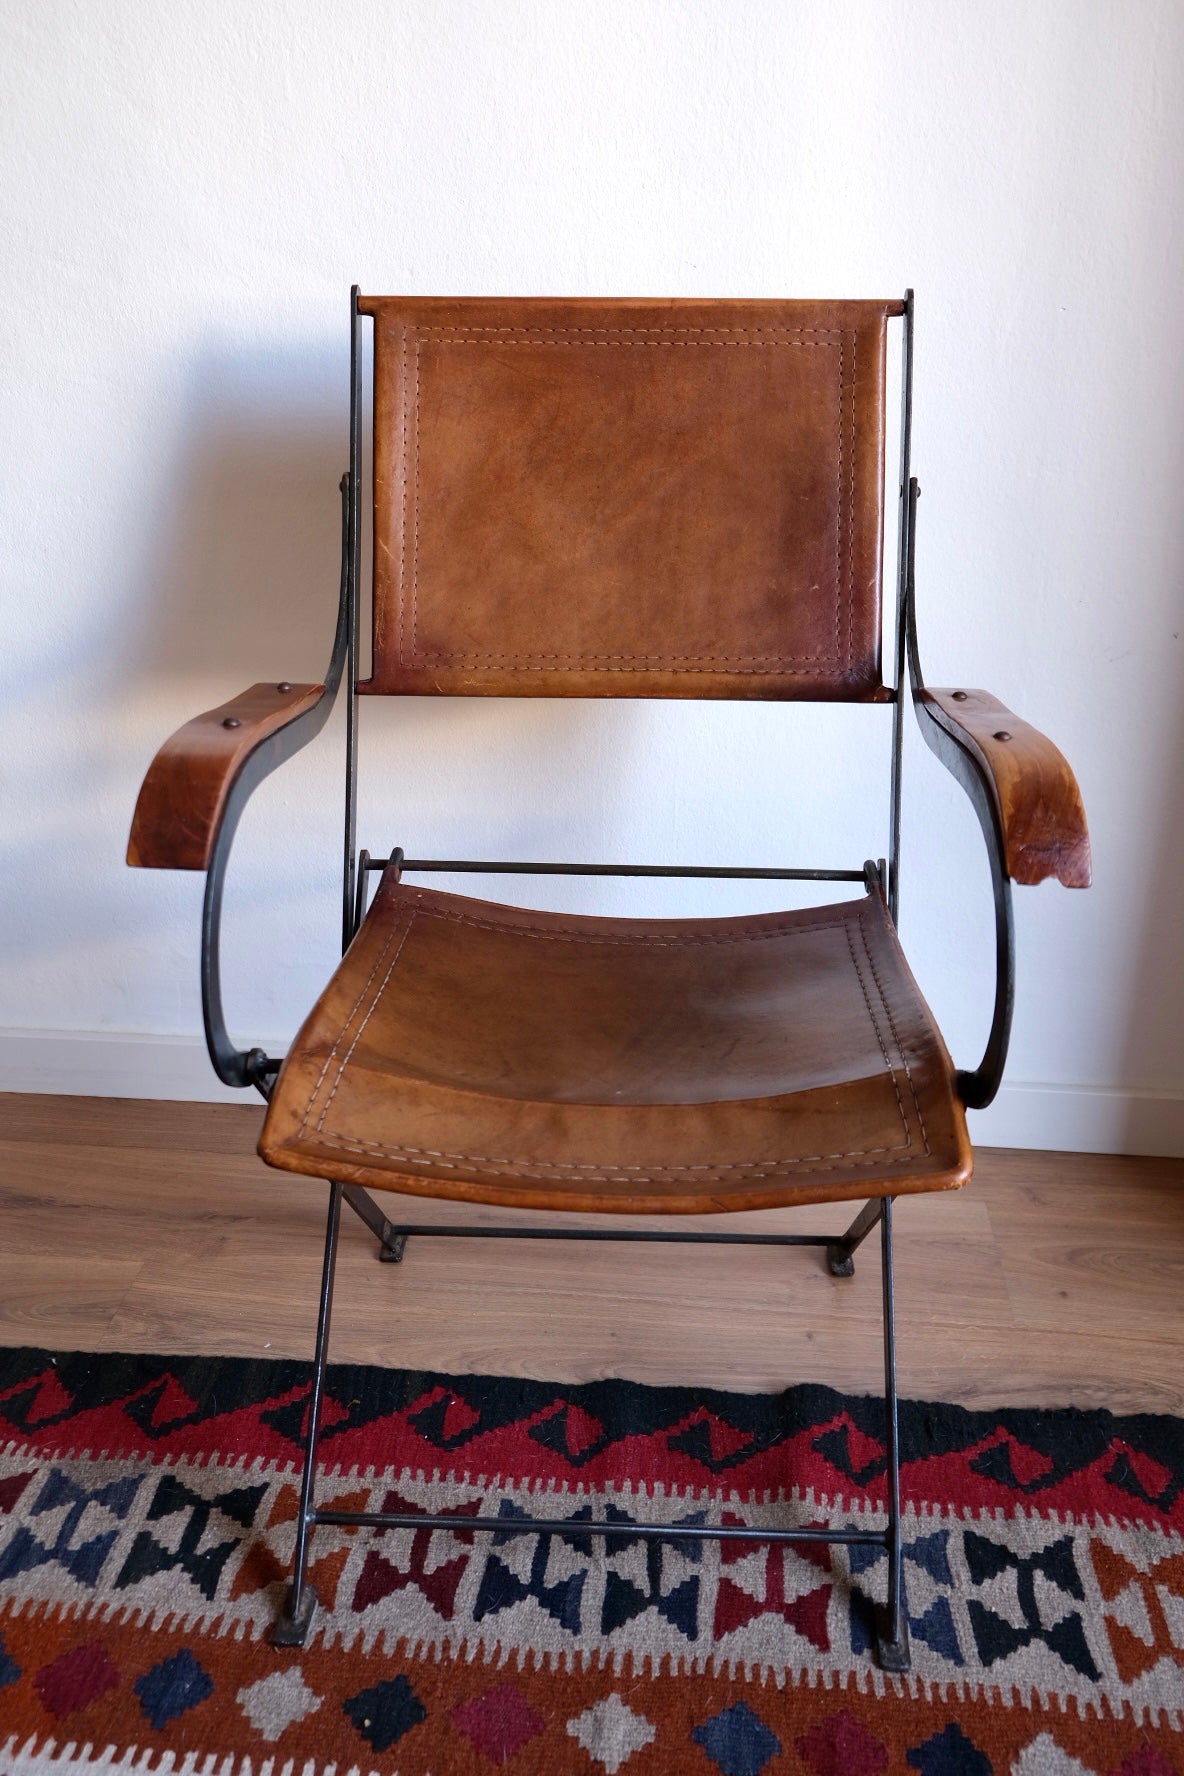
top-left (292, 897), bottom-right (928, 1183)
top-left (398, 327), bottom-right (854, 675)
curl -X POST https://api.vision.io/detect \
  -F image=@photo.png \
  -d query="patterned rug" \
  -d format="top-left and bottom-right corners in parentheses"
top-left (0, 1348), bottom-right (1180, 1774)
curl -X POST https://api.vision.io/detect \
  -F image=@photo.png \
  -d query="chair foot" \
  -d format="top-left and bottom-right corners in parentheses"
top-left (826, 1243), bottom-right (855, 1277)
top-left (378, 1233), bottom-right (407, 1263)
top-left (875, 1607), bottom-right (911, 1673)
top-left (272, 1581), bottom-right (318, 1648)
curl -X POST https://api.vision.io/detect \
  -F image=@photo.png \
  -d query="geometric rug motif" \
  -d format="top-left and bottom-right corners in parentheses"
top-left (0, 1347), bottom-right (1181, 1774)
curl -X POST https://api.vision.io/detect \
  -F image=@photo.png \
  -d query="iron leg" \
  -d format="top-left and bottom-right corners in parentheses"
top-left (875, 1196), bottom-right (910, 1671)
top-left (273, 1179), bottom-right (343, 1648)
top-left (826, 1197), bottom-right (884, 1277)
top-left (341, 1181), bottom-right (407, 1263)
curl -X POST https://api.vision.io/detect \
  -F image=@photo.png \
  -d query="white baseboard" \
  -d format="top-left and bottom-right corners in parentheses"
top-left (0, 1028), bottom-right (272, 1107)
top-left (0, 1027), bottom-right (1181, 1157)
top-left (967, 1080), bottom-right (1184, 1157)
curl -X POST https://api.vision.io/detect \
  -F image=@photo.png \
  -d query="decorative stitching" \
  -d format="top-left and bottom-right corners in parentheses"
top-left (398, 327), bottom-right (408, 666)
top-left (398, 327), bottom-right (857, 675)
top-left (855, 913), bottom-right (932, 1159)
top-left (834, 336), bottom-right (843, 665)
top-left (297, 1130), bottom-right (922, 1184)
top-left (846, 329), bottom-right (855, 668)
top-left (407, 652), bottom-right (836, 665)
top-left (313, 911), bottom-right (419, 1136)
top-left (408, 331), bottom-right (837, 667)
top-left (298, 907), bottom-right (419, 1139)
top-left (414, 325), bottom-right (849, 336)
top-left (413, 340), bottom-right (834, 349)
top-left (842, 920), bottom-right (911, 1151)
top-left (300, 902), bottom-right (876, 1131)
top-left (294, 894), bottom-right (930, 1184)
top-left (407, 903), bottom-right (855, 946)
top-left (410, 335), bottom-right (421, 671)
top-left (407, 659), bottom-right (848, 672)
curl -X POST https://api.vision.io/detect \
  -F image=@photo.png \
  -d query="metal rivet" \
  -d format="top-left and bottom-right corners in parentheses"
top-left (222, 717), bottom-right (241, 729)
top-left (993, 730), bottom-right (1012, 742)
top-left (277, 681), bottom-right (292, 692)
top-left (951, 690), bottom-right (968, 700)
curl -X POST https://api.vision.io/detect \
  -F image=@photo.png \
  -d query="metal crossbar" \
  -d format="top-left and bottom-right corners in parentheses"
top-left (313, 1510), bottom-right (887, 1547)
top-left (337, 1182), bottom-right (883, 1273)
top-left (350, 852), bottom-right (881, 947)
top-left (367, 858), bottom-right (867, 882)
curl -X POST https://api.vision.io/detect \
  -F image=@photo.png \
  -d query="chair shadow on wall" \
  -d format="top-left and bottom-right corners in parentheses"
top-left (130, 344), bottom-right (642, 951)
top-left (0, 347), bottom-right (339, 987)
top-left (0, 341), bottom-right (640, 1032)
top-left (135, 342), bottom-right (359, 688)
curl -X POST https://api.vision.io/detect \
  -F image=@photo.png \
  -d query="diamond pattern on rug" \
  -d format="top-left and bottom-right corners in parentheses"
top-left (1105, 1444), bottom-right (1181, 1513)
top-left (667, 1408), bottom-right (766, 1471)
top-left (125, 1373), bottom-right (201, 1434)
top-left (906, 1721), bottom-right (993, 1775)
top-left (812, 1415), bottom-right (888, 1486)
top-left (0, 1347), bottom-right (1182, 1774)
top-left (133, 1647), bottom-right (213, 1729)
top-left (237, 1666), bottom-right (323, 1741)
top-left (969, 1430), bottom-right (1058, 1491)
top-left (693, 1700), bottom-right (783, 1776)
top-left (33, 1639), bottom-right (120, 1719)
top-left (531, 1400), bottom-right (608, 1463)
top-left (1010, 1735), bottom-right (1096, 1776)
top-left (452, 1682), bottom-right (547, 1761)
top-left (343, 1673), bottom-right (427, 1753)
top-left (1112, 1749), bottom-right (1179, 1776)
top-left (566, 1692), bottom-right (657, 1772)
top-left (409, 1385), bottom-right (484, 1447)
top-left (796, 1708), bottom-right (889, 1776)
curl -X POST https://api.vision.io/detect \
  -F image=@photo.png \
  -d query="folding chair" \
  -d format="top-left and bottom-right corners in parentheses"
top-left (128, 291), bottom-right (1090, 1670)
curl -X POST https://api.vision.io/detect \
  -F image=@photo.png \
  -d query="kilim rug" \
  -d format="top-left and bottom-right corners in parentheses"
top-left (0, 1348), bottom-right (1180, 1774)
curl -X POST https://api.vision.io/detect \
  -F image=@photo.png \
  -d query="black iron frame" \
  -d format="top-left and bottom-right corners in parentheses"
top-left (272, 1178), bottom-right (909, 1667)
top-left (189, 288), bottom-right (1022, 1671)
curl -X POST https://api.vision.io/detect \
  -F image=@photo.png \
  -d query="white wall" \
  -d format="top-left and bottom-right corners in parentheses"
top-left (2, 0), bottom-right (1182, 1153)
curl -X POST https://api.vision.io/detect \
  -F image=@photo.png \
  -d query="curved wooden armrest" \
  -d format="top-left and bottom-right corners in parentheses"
top-left (918, 688), bottom-right (1091, 889)
top-left (127, 681), bottom-right (325, 870)
top-left (125, 470), bottom-right (353, 1091)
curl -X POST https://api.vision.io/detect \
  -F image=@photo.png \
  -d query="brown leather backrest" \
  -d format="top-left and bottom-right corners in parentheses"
top-left (358, 297), bottom-right (901, 701)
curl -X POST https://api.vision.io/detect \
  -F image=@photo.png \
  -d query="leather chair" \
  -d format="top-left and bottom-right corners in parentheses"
top-left (128, 291), bottom-right (1090, 1668)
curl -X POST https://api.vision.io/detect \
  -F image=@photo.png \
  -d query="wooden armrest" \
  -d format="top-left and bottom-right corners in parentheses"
top-left (127, 681), bottom-right (325, 870)
top-left (919, 688), bottom-right (1091, 888)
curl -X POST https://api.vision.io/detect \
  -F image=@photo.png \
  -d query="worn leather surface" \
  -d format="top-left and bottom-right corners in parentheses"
top-left (920, 689), bottom-right (1092, 888)
top-left (127, 681), bottom-right (324, 870)
top-left (357, 297), bottom-right (899, 701)
top-left (259, 877), bottom-right (971, 1213)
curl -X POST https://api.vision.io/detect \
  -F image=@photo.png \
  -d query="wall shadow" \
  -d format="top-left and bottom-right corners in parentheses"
top-left (1119, 678), bottom-right (1184, 1145)
top-left (131, 342), bottom-right (348, 684)
top-left (1, 340), bottom-right (641, 1007)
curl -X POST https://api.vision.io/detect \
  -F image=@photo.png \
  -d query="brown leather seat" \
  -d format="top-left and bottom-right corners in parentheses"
top-left (259, 874), bottom-right (971, 1213)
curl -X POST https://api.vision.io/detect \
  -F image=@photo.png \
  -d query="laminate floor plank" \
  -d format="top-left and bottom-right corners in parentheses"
top-left (1, 1093), bottom-right (1181, 1413)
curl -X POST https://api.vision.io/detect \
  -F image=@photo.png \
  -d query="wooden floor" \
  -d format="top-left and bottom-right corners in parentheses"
top-left (1, 1093), bottom-right (1181, 1415)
